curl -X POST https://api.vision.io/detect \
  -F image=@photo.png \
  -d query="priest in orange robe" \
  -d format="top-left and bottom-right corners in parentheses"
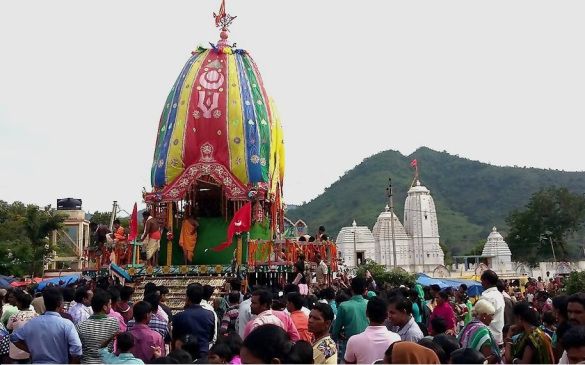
top-left (179, 209), bottom-right (199, 264)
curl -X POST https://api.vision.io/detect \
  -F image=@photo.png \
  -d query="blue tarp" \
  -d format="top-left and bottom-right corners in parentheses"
top-left (416, 274), bottom-right (484, 297)
top-left (37, 274), bottom-right (80, 291)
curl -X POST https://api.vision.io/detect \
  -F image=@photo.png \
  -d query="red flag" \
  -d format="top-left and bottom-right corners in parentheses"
top-left (410, 159), bottom-right (418, 168)
top-left (214, 0), bottom-right (226, 26)
top-left (128, 203), bottom-right (138, 241)
top-left (213, 202), bottom-right (252, 252)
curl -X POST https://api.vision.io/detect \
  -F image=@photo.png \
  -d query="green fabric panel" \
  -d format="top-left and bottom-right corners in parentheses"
top-left (157, 218), bottom-right (272, 266)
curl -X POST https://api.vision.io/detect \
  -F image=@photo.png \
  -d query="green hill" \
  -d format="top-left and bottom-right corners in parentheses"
top-left (286, 147), bottom-right (585, 258)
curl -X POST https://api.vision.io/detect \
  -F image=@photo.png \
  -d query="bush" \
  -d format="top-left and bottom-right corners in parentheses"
top-left (355, 259), bottom-right (416, 288)
top-left (564, 271), bottom-right (585, 295)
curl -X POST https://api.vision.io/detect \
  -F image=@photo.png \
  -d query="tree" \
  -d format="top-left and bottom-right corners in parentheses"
top-left (506, 187), bottom-right (585, 265)
top-left (564, 271), bottom-right (585, 295)
top-left (0, 201), bottom-right (65, 277)
top-left (355, 259), bottom-right (416, 288)
top-left (88, 211), bottom-right (130, 227)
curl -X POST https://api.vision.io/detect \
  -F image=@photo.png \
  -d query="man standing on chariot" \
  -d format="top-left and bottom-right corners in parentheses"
top-left (141, 211), bottom-right (161, 266)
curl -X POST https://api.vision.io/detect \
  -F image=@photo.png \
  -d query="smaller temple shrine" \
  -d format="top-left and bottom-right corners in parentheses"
top-left (335, 221), bottom-right (376, 268)
top-left (481, 226), bottom-right (513, 273)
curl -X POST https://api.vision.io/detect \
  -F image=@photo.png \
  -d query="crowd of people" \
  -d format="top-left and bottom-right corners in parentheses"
top-left (0, 266), bottom-right (584, 364)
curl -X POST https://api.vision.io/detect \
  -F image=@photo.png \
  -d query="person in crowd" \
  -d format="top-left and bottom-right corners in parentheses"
top-left (140, 210), bottom-right (162, 266)
top-left (308, 302), bottom-right (337, 364)
top-left (6, 290), bottom-right (37, 363)
top-left (292, 256), bottom-right (308, 295)
top-left (222, 332), bottom-right (243, 365)
top-left (553, 294), bottom-right (570, 362)
top-left (504, 302), bottom-right (554, 364)
top-left (208, 342), bottom-right (232, 364)
top-left (454, 290), bottom-right (472, 330)
top-left (567, 293), bottom-right (585, 327)
top-left (107, 287), bottom-right (127, 333)
top-left (111, 219), bottom-right (129, 265)
top-left (2, 289), bottom-right (19, 326)
top-left (172, 284), bottom-right (215, 357)
top-left (286, 292), bottom-right (313, 342)
top-left (243, 290), bottom-right (286, 338)
top-left (128, 301), bottom-right (165, 363)
top-left (285, 340), bottom-right (314, 364)
top-left (407, 289), bottom-right (423, 325)
top-left (174, 334), bottom-right (207, 364)
top-left (99, 332), bottom-right (144, 364)
top-left (11, 287), bottom-right (83, 364)
top-left (60, 287), bottom-right (75, 321)
top-left (128, 293), bottom-right (170, 344)
top-left (116, 286), bottom-right (134, 324)
top-left (561, 326), bottom-right (585, 364)
top-left (542, 311), bottom-right (556, 338)
top-left (433, 333), bottom-right (461, 362)
top-left (429, 291), bottom-right (456, 335)
top-left (417, 338), bottom-right (447, 364)
top-left (318, 287), bottom-right (337, 317)
top-left (457, 299), bottom-right (500, 364)
top-left (429, 317), bottom-right (448, 337)
top-left (450, 348), bottom-right (486, 364)
top-left (331, 277), bottom-right (369, 360)
top-left (31, 291), bottom-right (45, 315)
top-left (237, 294), bottom-right (252, 339)
top-left (69, 287), bottom-right (94, 325)
top-left (387, 295), bottom-right (424, 342)
top-left (344, 297), bottom-right (400, 364)
top-left (166, 349), bottom-right (192, 363)
top-left (240, 324), bottom-right (292, 364)
top-left (221, 292), bottom-right (241, 334)
top-left (498, 279), bottom-right (515, 327)
top-left (76, 289), bottom-right (120, 364)
top-left (382, 341), bottom-right (440, 364)
top-left (157, 286), bottom-right (173, 322)
top-left (315, 253), bottom-right (328, 288)
top-left (201, 284), bottom-right (218, 345)
top-left (480, 270), bottom-right (505, 346)
top-left (427, 284), bottom-right (441, 311)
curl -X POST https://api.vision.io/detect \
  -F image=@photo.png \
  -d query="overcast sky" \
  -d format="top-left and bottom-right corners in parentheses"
top-left (1, 1), bottom-right (584, 214)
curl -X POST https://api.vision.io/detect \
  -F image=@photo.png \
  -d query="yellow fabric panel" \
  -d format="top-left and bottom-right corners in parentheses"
top-left (227, 54), bottom-right (248, 186)
top-left (165, 50), bottom-right (208, 183)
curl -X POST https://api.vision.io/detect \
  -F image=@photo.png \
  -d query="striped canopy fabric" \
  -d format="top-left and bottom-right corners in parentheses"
top-left (147, 45), bottom-right (285, 202)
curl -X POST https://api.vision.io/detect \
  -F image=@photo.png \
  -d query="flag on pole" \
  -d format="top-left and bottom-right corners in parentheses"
top-left (128, 203), bottom-right (138, 241)
top-left (214, 0), bottom-right (226, 26)
top-left (410, 159), bottom-right (418, 168)
top-left (213, 202), bottom-right (252, 252)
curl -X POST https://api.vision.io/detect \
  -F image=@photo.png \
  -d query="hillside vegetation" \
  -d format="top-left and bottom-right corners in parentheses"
top-left (286, 147), bottom-right (585, 258)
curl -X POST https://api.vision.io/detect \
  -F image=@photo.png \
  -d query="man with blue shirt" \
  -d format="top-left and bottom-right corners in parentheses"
top-left (172, 283), bottom-right (215, 356)
top-left (11, 287), bottom-right (82, 364)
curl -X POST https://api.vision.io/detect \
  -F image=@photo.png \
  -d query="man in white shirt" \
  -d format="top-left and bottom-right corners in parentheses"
top-left (315, 253), bottom-right (328, 288)
top-left (237, 297), bottom-right (252, 338)
top-left (68, 287), bottom-right (93, 325)
top-left (344, 297), bottom-right (400, 364)
top-left (201, 285), bottom-right (218, 346)
top-left (480, 270), bottom-right (505, 345)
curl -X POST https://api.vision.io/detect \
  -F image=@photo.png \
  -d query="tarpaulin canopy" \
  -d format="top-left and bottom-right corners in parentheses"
top-left (37, 274), bottom-right (80, 291)
top-left (0, 275), bottom-right (16, 288)
top-left (416, 274), bottom-right (484, 296)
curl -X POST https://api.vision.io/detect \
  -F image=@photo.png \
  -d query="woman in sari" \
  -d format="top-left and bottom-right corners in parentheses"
top-left (429, 291), bottom-right (457, 335)
top-left (458, 299), bottom-right (501, 364)
top-left (504, 302), bottom-right (555, 364)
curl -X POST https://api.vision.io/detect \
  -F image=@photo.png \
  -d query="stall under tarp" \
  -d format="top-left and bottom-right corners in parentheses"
top-left (37, 274), bottom-right (80, 291)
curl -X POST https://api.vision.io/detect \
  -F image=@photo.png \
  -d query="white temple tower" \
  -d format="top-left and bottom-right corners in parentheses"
top-left (373, 205), bottom-right (412, 269)
top-left (336, 220), bottom-right (376, 268)
top-left (404, 180), bottom-right (444, 272)
top-left (481, 226), bottom-right (513, 273)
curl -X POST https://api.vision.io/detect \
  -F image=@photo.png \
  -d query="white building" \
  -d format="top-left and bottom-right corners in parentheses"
top-left (481, 226), bottom-right (514, 274)
top-left (373, 180), bottom-right (445, 273)
top-left (336, 220), bottom-right (376, 268)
